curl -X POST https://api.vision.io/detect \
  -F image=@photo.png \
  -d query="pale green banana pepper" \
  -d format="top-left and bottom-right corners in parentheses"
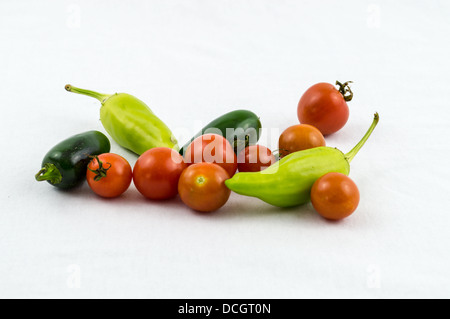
top-left (65, 85), bottom-right (179, 155)
top-left (225, 113), bottom-right (379, 207)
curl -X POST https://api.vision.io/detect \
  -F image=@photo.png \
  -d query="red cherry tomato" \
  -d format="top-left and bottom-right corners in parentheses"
top-left (237, 145), bottom-right (276, 172)
top-left (311, 172), bottom-right (360, 220)
top-left (184, 133), bottom-right (237, 177)
top-left (297, 81), bottom-right (352, 135)
top-left (133, 147), bottom-right (187, 200)
top-left (278, 124), bottom-right (325, 157)
top-left (86, 153), bottom-right (132, 198)
top-left (178, 163), bottom-right (231, 213)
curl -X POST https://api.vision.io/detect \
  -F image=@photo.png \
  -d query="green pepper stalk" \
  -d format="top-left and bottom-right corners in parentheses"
top-left (65, 84), bottom-right (179, 155)
top-left (225, 113), bottom-right (379, 207)
top-left (35, 163), bottom-right (63, 185)
top-left (345, 112), bottom-right (379, 163)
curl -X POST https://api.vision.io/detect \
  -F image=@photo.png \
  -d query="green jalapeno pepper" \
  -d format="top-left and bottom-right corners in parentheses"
top-left (179, 110), bottom-right (262, 155)
top-left (35, 130), bottom-right (111, 189)
top-left (65, 85), bottom-right (179, 155)
top-left (225, 113), bottom-right (379, 207)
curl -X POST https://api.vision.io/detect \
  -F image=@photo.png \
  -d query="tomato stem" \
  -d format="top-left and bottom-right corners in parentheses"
top-left (87, 155), bottom-right (111, 181)
top-left (65, 84), bottom-right (110, 104)
top-left (35, 163), bottom-right (62, 185)
top-left (345, 113), bottom-right (379, 163)
top-left (336, 80), bottom-right (353, 102)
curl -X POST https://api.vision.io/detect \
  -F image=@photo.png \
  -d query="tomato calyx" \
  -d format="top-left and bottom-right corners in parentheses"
top-left (336, 80), bottom-right (354, 102)
top-left (88, 155), bottom-right (112, 181)
top-left (196, 175), bottom-right (206, 185)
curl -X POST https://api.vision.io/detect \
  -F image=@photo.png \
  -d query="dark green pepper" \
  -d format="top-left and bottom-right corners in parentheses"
top-left (225, 113), bottom-right (379, 207)
top-left (179, 109), bottom-right (262, 155)
top-left (35, 131), bottom-right (111, 189)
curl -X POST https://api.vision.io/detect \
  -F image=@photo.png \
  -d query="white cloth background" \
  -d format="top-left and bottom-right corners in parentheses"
top-left (1, 0), bottom-right (449, 298)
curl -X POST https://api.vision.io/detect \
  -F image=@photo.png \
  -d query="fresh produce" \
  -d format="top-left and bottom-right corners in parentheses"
top-left (297, 81), bottom-right (353, 135)
top-left (311, 172), bottom-right (360, 220)
top-left (178, 163), bottom-right (231, 212)
top-left (179, 110), bottom-right (262, 155)
top-left (65, 84), bottom-right (179, 155)
top-left (133, 147), bottom-right (187, 200)
top-left (278, 124), bottom-right (325, 157)
top-left (225, 113), bottom-right (379, 207)
top-left (36, 78), bottom-right (380, 223)
top-left (237, 145), bottom-right (276, 172)
top-left (184, 134), bottom-right (238, 177)
top-left (86, 154), bottom-right (132, 198)
top-left (35, 131), bottom-right (111, 189)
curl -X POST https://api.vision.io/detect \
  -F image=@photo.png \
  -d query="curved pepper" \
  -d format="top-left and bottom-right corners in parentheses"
top-left (35, 130), bottom-right (111, 189)
top-left (179, 110), bottom-right (262, 155)
top-left (65, 85), bottom-right (179, 155)
top-left (225, 113), bottom-right (379, 207)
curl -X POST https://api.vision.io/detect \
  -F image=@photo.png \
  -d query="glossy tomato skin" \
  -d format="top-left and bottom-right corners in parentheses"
top-left (86, 153), bottom-right (132, 198)
top-left (178, 163), bottom-right (231, 213)
top-left (237, 145), bottom-right (276, 172)
top-left (297, 82), bottom-right (349, 135)
top-left (133, 147), bottom-right (187, 200)
top-left (311, 172), bottom-right (360, 220)
top-left (184, 134), bottom-right (237, 177)
top-left (278, 124), bottom-right (325, 157)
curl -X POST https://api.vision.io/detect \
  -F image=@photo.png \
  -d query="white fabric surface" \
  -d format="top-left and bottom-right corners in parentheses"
top-left (1, 0), bottom-right (449, 298)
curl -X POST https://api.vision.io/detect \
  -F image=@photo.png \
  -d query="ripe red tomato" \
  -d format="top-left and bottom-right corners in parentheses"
top-left (278, 124), bottom-right (325, 157)
top-left (297, 81), bottom-right (352, 135)
top-left (310, 172), bottom-right (360, 220)
top-left (86, 153), bottom-right (132, 198)
top-left (184, 133), bottom-right (237, 177)
top-left (133, 147), bottom-right (187, 200)
top-left (178, 163), bottom-right (231, 213)
top-left (237, 145), bottom-right (276, 172)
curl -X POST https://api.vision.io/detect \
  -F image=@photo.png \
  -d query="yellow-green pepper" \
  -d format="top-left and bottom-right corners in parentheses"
top-left (225, 113), bottom-right (379, 207)
top-left (65, 84), bottom-right (179, 155)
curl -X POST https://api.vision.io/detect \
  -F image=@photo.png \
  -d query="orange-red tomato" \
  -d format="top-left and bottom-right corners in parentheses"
top-left (311, 172), bottom-right (360, 220)
top-left (184, 134), bottom-right (237, 177)
top-left (297, 82), bottom-right (350, 135)
top-left (237, 145), bottom-right (276, 172)
top-left (178, 163), bottom-right (231, 213)
top-left (278, 124), bottom-right (325, 157)
top-left (133, 147), bottom-right (187, 200)
top-left (86, 153), bottom-right (132, 198)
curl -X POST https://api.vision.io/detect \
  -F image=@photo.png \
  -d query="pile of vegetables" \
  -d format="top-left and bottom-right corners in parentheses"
top-left (36, 81), bottom-right (379, 220)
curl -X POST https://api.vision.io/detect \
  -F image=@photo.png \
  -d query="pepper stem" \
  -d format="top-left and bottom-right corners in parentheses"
top-left (87, 155), bottom-right (111, 181)
top-left (345, 113), bottom-right (379, 163)
top-left (336, 80), bottom-right (354, 102)
top-left (35, 163), bottom-right (62, 184)
top-left (65, 84), bottom-right (110, 103)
